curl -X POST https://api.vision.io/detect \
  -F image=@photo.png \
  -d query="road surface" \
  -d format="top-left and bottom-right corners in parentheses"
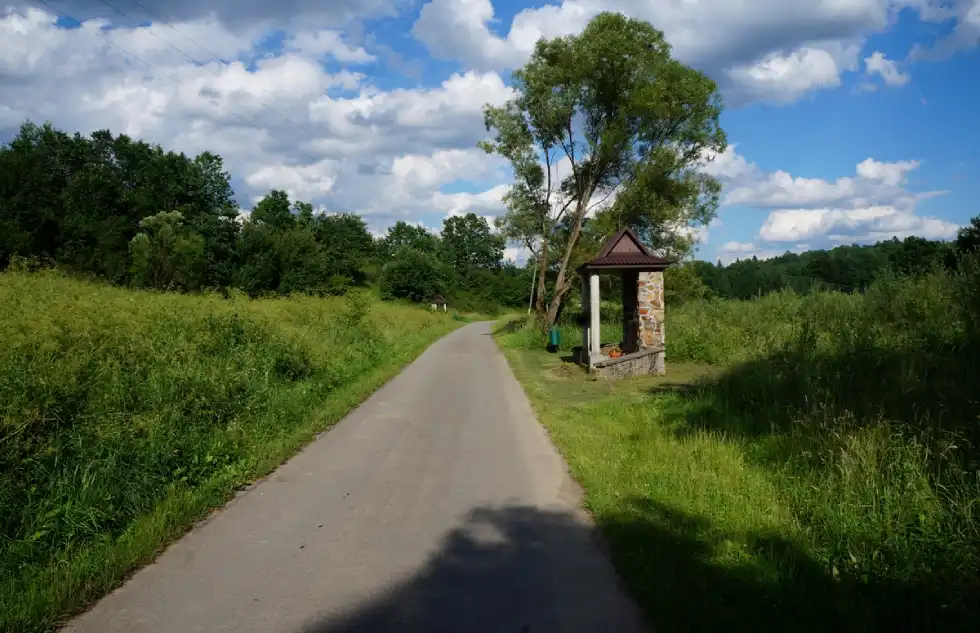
top-left (65, 322), bottom-right (646, 633)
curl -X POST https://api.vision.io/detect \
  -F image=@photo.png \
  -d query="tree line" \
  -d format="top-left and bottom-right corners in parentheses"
top-left (0, 121), bottom-right (533, 313)
top-left (691, 226), bottom-right (980, 301)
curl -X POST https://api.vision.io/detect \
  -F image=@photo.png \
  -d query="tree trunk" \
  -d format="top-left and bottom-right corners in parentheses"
top-left (545, 282), bottom-right (573, 328)
top-left (534, 235), bottom-right (548, 318)
top-left (544, 196), bottom-right (591, 328)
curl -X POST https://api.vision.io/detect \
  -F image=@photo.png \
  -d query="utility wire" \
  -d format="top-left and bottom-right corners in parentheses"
top-left (124, 0), bottom-right (238, 66)
top-left (37, 0), bottom-right (322, 163)
top-left (92, 0), bottom-right (323, 142)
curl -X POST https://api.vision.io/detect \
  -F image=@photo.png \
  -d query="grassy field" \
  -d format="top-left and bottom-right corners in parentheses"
top-left (0, 271), bottom-right (461, 633)
top-left (496, 262), bottom-right (980, 632)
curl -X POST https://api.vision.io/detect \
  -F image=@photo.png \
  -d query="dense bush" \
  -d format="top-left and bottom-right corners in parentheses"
top-left (378, 247), bottom-right (449, 303)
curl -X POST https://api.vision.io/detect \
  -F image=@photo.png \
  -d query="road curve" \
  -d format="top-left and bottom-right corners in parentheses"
top-left (65, 321), bottom-right (646, 633)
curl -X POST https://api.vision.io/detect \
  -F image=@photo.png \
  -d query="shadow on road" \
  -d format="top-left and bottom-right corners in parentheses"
top-left (295, 501), bottom-right (961, 633)
top-left (298, 505), bottom-right (644, 633)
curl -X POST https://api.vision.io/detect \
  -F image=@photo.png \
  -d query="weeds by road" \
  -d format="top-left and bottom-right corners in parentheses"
top-left (0, 271), bottom-right (460, 633)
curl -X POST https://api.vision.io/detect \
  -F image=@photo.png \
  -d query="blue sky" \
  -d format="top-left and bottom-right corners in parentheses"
top-left (2, 0), bottom-right (978, 263)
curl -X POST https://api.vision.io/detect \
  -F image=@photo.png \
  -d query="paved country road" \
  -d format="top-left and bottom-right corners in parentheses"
top-left (64, 322), bottom-right (646, 633)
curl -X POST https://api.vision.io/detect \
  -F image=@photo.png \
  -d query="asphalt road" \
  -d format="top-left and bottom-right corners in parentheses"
top-left (64, 321), bottom-right (646, 633)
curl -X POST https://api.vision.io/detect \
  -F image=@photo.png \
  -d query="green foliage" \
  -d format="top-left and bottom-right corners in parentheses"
top-left (0, 123), bottom-right (238, 286)
top-left (483, 11), bottom-right (726, 325)
top-left (496, 256), bottom-right (980, 631)
top-left (664, 261), bottom-right (710, 305)
top-left (0, 271), bottom-right (459, 631)
top-left (441, 213), bottom-right (505, 272)
top-left (0, 120), bottom-right (538, 312)
top-left (233, 219), bottom-right (345, 298)
top-left (314, 213), bottom-right (376, 285)
top-left (956, 215), bottom-right (980, 254)
top-left (378, 221), bottom-right (441, 260)
top-left (249, 189), bottom-right (295, 230)
top-left (129, 211), bottom-right (206, 292)
top-left (379, 247), bottom-right (448, 303)
top-left (695, 235), bottom-right (963, 300)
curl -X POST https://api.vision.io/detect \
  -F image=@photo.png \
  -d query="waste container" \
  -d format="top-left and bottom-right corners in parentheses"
top-left (547, 326), bottom-right (560, 353)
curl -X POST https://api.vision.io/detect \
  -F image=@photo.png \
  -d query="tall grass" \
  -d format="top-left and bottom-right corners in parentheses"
top-left (497, 256), bottom-right (980, 631)
top-left (669, 264), bottom-right (980, 626)
top-left (0, 271), bottom-right (459, 632)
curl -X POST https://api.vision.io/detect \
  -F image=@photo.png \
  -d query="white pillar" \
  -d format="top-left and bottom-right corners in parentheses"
top-left (590, 273), bottom-right (601, 361)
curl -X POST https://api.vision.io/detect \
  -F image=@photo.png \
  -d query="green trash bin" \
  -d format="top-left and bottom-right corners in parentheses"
top-left (547, 326), bottom-right (560, 353)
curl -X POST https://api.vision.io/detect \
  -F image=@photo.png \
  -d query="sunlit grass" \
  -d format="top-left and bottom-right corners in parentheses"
top-left (0, 271), bottom-right (461, 632)
top-left (495, 263), bottom-right (980, 632)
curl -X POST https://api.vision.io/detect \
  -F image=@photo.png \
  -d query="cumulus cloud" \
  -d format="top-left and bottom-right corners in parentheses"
top-left (906, 0), bottom-right (980, 60)
top-left (0, 6), bottom-right (516, 234)
top-left (704, 145), bottom-right (959, 252)
top-left (39, 0), bottom-right (403, 29)
top-left (716, 241), bottom-right (788, 265)
top-left (412, 0), bottom-right (892, 105)
top-left (759, 206), bottom-right (958, 242)
top-left (864, 51), bottom-right (910, 86)
top-left (2, 0), bottom-right (973, 243)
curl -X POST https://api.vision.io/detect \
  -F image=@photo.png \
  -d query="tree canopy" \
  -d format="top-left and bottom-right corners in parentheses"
top-left (6, 119), bottom-right (972, 318)
top-left (441, 213), bottom-right (506, 272)
top-left (483, 11), bottom-right (726, 326)
top-left (0, 121), bottom-right (534, 312)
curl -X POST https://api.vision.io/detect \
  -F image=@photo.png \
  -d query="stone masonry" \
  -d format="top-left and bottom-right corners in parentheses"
top-left (637, 271), bottom-right (665, 350)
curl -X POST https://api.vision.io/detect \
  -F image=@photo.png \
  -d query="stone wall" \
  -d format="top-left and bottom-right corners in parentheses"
top-left (637, 271), bottom-right (665, 350)
top-left (621, 270), bottom-right (639, 354)
top-left (591, 348), bottom-right (665, 378)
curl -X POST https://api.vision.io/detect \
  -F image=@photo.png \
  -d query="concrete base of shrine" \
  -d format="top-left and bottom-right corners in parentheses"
top-left (587, 346), bottom-right (666, 379)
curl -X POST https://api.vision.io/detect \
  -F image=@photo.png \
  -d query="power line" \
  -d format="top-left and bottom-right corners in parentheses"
top-left (124, 0), bottom-right (237, 66)
top-left (36, 0), bottom-right (322, 163)
top-left (92, 0), bottom-right (323, 142)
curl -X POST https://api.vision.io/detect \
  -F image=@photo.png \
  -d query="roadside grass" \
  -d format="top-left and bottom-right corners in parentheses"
top-left (495, 261), bottom-right (980, 633)
top-left (0, 271), bottom-right (461, 633)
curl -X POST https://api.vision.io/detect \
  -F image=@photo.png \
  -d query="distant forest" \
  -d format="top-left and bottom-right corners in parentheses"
top-left (2, 121), bottom-right (978, 309)
top-left (691, 229), bottom-right (980, 301)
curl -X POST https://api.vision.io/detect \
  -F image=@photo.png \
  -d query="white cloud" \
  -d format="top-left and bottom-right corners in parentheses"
top-left (717, 153), bottom-right (929, 212)
top-left (864, 51), bottom-right (910, 86)
top-left (716, 241), bottom-right (788, 264)
top-left (284, 30), bottom-right (376, 63)
top-left (760, 206), bottom-right (959, 242)
top-left (906, 0), bottom-right (980, 60)
top-left (245, 160), bottom-right (339, 204)
top-left (51, 0), bottom-right (402, 29)
top-left (707, 146), bottom-right (959, 250)
top-left (855, 157), bottom-right (919, 185)
top-left (0, 6), bottom-right (518, 235)
top-left (725, 46), bottom-right (850, 105)
top-left (434, 184), bottom-right (510, 218)
top-left (2, 1), bottom-right (971, 248)
top-left (412, 0), bottom-right (891, 105)
top-left (701, 145), bottom-right (757, 181)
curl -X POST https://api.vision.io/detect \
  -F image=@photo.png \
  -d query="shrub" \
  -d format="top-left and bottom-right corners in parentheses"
top-left (379, 247), bottom-right (448, 303)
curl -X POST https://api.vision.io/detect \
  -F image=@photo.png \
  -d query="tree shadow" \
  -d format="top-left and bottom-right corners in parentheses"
top-left (491, 318), bottom-right (527, 336)
top-left (664, 341), bottom-right (980, 449)
top-left (650, 340), bottom-right (980, 631)
top-left (297, 505), bottom-right (646, 633)
top-left (645, 380), bottom-right (702, 395)
top-left (295, 501), bottom-right (960, 633)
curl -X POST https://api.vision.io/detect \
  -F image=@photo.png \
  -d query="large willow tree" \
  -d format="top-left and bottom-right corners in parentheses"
top-left (481, 12), bottom-right (727, 327)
